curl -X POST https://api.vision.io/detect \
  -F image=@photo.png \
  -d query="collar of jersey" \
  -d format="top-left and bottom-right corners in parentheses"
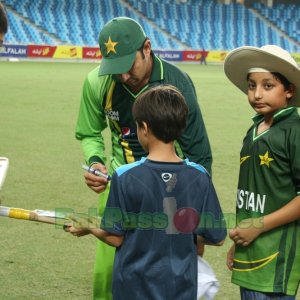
top-left (252, 107), bottom-right (297, 140)
top-left (120, 53), bottom-right (164, 98)
top-left (252, 106), bottom-right (297, 125)
top-left (149, 53), bottom-right (164, 83)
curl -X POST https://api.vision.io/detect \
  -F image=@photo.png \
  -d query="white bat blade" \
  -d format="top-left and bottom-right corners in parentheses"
top-left (0, 157), bottom-right (9, 190)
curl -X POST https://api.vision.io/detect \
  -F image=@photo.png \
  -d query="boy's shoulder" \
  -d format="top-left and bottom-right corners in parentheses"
top-left (277, 107), bottom-right (300, 127)
top-left (115, 157), bottom-right (147, 177)
top-left (114, 158), bottom-right (210, 179)
top-left (184, 159), bottom-right (210, 176)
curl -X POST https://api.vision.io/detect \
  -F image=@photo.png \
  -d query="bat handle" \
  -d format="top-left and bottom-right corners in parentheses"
top-left (8, 208), bottom-right (32, 220)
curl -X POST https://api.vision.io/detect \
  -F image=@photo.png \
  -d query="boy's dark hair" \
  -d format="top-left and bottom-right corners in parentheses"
top-left (271, 72), bottom-right (293, 91)
top-left (132, 85), bottom-right (188, 143)
top-left (247, 72), bottom-right (292, 91)
top-left (0, 3), bottom-right (8, 34)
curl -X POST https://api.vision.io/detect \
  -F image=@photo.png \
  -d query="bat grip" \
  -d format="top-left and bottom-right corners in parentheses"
top-left (8, 208), bottom-right (32, 220)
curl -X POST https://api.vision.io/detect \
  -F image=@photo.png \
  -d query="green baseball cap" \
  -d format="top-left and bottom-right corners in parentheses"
top-left (98, 17), bottom-right (147, 76)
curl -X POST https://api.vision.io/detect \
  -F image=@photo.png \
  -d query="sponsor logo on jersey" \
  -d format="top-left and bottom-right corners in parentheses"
top-left (105, 109), bottom-right (119, 121)
top-left (240, 156), bottom-right (250, 165)
top-left (161, 173), bottom-right (172, 182)
top-left (122, 127), bottom-right (130, 137)
top-left (121, 127), bottom-right (137, 139)
top-left (161, 173), bottom-right (177, 193)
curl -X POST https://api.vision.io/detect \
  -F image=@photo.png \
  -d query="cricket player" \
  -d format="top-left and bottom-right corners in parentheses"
top-left (76, 17), bottom-right (212, 300)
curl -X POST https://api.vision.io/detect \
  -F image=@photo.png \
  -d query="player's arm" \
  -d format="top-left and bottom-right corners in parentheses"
top-left (75, 69), bottom-right (111, 166)
top-left (64, 210), bottom-right (123, 247)
top-left (75, 70), bottom-right (113, 193)
top-left (90, 227), bottom-right (124, 247)
top-left (230, 195), bottom-right (300, 246)
top-left (66, 226), bottom-right (123, 247)
top-left (196, 174), bottom-right (227, 247)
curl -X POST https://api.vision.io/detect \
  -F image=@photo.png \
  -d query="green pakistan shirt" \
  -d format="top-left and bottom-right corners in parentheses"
top-left (75, 53), bottom-right (212, 174)
top-left (232, 107), bottom-right (300, 295)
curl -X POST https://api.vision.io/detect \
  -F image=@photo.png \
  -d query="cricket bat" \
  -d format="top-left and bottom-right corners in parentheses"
top-left (0, 206), bottom-right (70, 226)
top-left (0, 206), bottom-right (101, 228)
top-left (0, 157), bottom-right (9, 190)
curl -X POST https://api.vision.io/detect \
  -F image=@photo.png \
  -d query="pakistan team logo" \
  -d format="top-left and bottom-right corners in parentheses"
top-left (240, 151), bottom-right (274, 168)
top-left (259, 151), bottom-right (274, 167)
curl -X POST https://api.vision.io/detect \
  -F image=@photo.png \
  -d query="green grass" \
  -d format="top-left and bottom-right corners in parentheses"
top-left (0, 61), bottom-right (297, 299)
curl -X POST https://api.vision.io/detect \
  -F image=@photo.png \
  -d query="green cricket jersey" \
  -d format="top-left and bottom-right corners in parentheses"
top-left (232, 107), bottom-right (300, 295)
top-left (75, 53), bottom-right (212, 174)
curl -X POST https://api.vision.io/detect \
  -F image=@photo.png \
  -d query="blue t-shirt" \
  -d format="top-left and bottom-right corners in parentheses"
top-left (101, 158), bottom-right (226, 300)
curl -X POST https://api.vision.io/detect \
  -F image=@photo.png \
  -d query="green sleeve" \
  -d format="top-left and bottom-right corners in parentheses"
top-left (75, 67), bottom-right (112, 166)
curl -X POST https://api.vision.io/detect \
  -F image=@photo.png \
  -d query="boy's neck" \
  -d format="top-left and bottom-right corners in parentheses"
top-left (147, 141), bottom-right (182, 163)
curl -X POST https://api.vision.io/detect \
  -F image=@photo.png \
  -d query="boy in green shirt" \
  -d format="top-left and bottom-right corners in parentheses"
top-left (224, 45), bottom-right (300, 299)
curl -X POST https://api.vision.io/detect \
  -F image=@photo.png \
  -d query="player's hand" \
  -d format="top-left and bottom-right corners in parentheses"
top-left (84, 163), bottom-right (109, 193)
top-left (64, 225), bottom-right (90, 237)
top-left (226, 244), bottom-right (235, 270)
top-left (229, 217), bottom-right (264, 246)
top-left (63, 214), bottom-right (100, 237)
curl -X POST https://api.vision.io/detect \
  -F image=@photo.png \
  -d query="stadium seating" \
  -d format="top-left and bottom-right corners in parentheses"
top-left (125, 0), bottom-right (299, 52)
top-left (2, 0), bottom-right (300, 52)
top-left (252, 2), bottom-right (300, 47)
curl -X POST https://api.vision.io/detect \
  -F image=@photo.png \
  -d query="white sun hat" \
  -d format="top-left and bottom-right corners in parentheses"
top-left (223, 45), bottom-right (300, 107)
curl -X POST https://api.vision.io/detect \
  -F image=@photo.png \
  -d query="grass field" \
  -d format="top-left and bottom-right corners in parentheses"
top-left (0, 60), bottom-right (298, 299)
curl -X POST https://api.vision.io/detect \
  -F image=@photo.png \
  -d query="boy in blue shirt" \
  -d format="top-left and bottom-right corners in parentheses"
top-left (67, 85), bottom-right (226, 299)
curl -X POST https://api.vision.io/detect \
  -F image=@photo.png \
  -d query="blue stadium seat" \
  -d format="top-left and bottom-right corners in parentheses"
top-left (252, 2), bottom-right (300, 49)
top-left (2, 0), bottom-right (300, 52)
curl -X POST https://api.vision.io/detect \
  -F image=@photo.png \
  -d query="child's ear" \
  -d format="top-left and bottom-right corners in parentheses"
top-left (142, 121), bottom-right (149, 134)
top-left (287, 84), bottom-right (296, 100)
